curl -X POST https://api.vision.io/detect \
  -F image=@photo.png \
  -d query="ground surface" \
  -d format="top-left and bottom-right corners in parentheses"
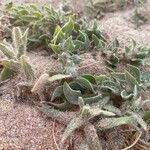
top-left (0, 0), bottom-right (150, 149)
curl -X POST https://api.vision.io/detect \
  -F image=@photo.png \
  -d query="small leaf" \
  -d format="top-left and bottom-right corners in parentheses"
top-left (121, 90), bottom-right (134, 100)
top-left (94, 75), bottom-right (109, 83)
top-left (1, 59), bottom-right (21, 71)
top-left (83, 94), bottom-right (109, 105)
top-left (63, 82), bottom-right (82, 105)
top-left (107, 54), bottom-right (119, 67)
top-left (62, 17), bottom-right (74, 34)
top-left (51, 85), bottom-right (63, 101)
top-left (63, 36), bottom-right (75, 52)
top-left (82, 74), bottom-right (97, 84)
top-left (20, 55), bottom-right (35, 81)
top-left (76, 77), bottom-right (95, 93)
top-left (101, 81), bottom-right (120, 94)
top-left (49, 43), bottom-right (60, 54)
top-left (112, 38), bottom-right (119, 50)
top-left (125, 71), bottom-right (139, 89)
top-left (0, 67), bottom-right (15, 81)
top-left (127, 64), bottom-right (141, 83)
top-left (0, 43), bottom-right (15, 59)
top-left (92, 34), bottom-right (99, 46)
top-left (111, 72), bottom-right (125, 82)
top-left (3, 2), bottom-right (13, 13)
top-left (143, 110), bottom-right (150, 122)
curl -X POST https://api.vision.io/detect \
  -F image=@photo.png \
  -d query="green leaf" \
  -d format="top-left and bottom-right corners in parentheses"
top-left (125, 46), bottom-right (130, 58)
top-left (121, 90), bottom-right (134, 100)
top-left (107, 54), bottom-right (119, 67)
top-left (111, 72), bottom-right (125, 82)
top-left (82, 74), bottom-right (97, 84)
top-left (52, 25), bottom-right (64, 44)
top-left (92, 34), bottom-right (99, 46)
top-left (130, 38), bottom-right (136, 51)
top-left (20, 55), bottom-right (35, 81)
top-left (63, 36), bottom-right (75, 52)
top-left (48, 99), bottom-right (71, 111)
top-left (143, 110), bottom-right (150, 122)
top-left (94, 75), bottom-right (109, 83)
top-left (0, 43), bottom-right (15, 59)
top-left (63, 82), bottom-right (82, 105)
top-left (76, 77), bottom-right (95, 93)
top-left (83, 94), bottom-right (109, 105)
top-left (3, 2), bottom-right (13, 13)
top-left (62, 117), bottom-right (84, 142)
top-left (127, 64), bottom-right (141, 83)
top-left (131, 113), bottom-right (147, 130)
top-left (103, 104), bottom-right (121, 115)
top-left (105, 116), bottom-right (135, 129)
top-left (62, 17), bottom-right (74, 34)
top-left (125, 71), bottom-right (139, 89)
top-left (1, 59), bottom-right (21, 71)
top-left (0, 67), bottom-right (15, 81)
top-left (112, 38), bottom-right (119, 49)
top-left (131, 59), bottom-right (144, 66)
top-left (51, 85), bottom-right (63, 101)
top-left (101, 81), bottom-right (120, 94)
top-left (49, 43), bottom-right (60, 54)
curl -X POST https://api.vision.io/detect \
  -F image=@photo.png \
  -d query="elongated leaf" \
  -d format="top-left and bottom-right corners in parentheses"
top-left (51, 85), bottom-right (63, 101)
top-left (103, 104), bottom-right (121, 115)
top-left (107, 54), bottom-right (119, 67)
top-left (94, 75), bottom-right (109, 83)
top-left (112, 38), bottom-right (119, 49)
top-left (1, 59), bottom-right (21, 71)
top-left (20, 55), bottom-right (35, 80)
top-left (0, 67), bottom-right (15, 81)
top-left (101, 81), bottom-right (120, 94)
top-left (82, 74), bottom-right (97, 84)
top-left (62, 17), bottom-right (74, 34)
top-left (111, 72), bottom-right (125, 82)
top-left (63, 82), bottom-right (82, 105)
top-left (0, 43), bottom-right (15, 59)
top-left (76, 77), bottom-right (95, 93)
top-left (105, 116), bottom-right (135, 129)
top-left (127, 64), bottom-right (141, 83)
top-left (49, 43), bottom-right (60, 54)
top-left (62, 117), bottom-right (84, 142)
top-left (12, 27), bottom-right (22, 51)
top-left (143, 110), bottom-right (150, 122)
top-left (48, 99), bottom-right (71, 111)
top-left (83, 94), bottom-right (109, 105)
top-left (52, 25), bottom-right (64, 44)
top-left (125, 71), bottom-right (139, 89)
top-left (92, 34), bottom-right (99, 46)
top-left (131, 113), bottom-right (147, 130)
top-left (48, 74), bottom-right (71, 83)
top-left (63, 36), bottom-right (75, 51)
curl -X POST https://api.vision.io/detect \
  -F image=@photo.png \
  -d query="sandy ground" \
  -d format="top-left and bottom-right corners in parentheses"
top-left (0, 0), bottom-right (150, 149)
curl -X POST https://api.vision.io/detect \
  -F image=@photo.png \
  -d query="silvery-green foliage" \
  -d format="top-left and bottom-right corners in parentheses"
top-left (5, 4), bottom-right (65, 51)
top-left (62, 97), bottom-right (115, 142)
top-left (0, 27), bottom-right (34, 81)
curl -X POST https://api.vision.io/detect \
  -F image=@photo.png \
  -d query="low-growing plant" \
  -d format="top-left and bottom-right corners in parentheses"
top-left (35, 62), bottom-right (150, 149)
top-left (0, 27), bottom-right (34, 81)
top-left (3, 3), bottom-right (67, 51)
